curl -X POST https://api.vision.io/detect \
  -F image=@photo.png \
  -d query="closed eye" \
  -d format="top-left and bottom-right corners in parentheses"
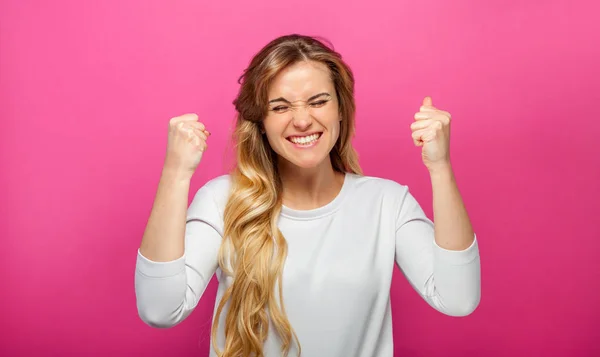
top-left (309, 100), bottom-right (329, 108)
top-left (271, 106), bottom-right (289, 113)
top-left (270, 100), bottom-right (329, 113)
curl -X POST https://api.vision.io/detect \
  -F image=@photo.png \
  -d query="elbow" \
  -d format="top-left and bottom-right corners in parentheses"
top-left (136, 302), bottom-right (183, 328)
top-left (134, 262), bottom-right (190, 328)
top-left (445, 292), bottom-right (481, 317)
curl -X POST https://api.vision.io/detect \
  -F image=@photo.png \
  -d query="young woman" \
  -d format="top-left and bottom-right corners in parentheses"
top-left (135, 34), bottom-right (481, 357)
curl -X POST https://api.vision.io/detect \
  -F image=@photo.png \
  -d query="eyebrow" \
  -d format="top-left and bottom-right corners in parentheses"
top-left (268, 92), bottom-right (331, 105)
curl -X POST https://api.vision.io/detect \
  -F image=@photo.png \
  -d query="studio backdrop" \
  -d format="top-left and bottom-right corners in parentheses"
top-left (1, 0), bottom-right (598, 356)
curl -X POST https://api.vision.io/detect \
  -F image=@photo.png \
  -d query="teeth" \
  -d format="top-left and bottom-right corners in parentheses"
top-left (289, 133), bottom-right (320, 145)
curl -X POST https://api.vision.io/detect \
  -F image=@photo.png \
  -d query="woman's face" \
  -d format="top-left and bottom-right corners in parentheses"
top-left (263, 60), bottom-right (341, 170)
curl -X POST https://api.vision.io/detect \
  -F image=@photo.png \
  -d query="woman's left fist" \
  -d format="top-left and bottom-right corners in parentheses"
top-left (410, 96), bottom-right (452, 172)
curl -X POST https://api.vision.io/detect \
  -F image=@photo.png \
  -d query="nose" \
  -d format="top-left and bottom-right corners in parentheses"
top-left (291, 108), bottom-right (313, 130)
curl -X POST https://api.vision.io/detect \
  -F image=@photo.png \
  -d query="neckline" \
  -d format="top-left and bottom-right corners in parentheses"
top-left (280, 172), bottom-right (354, 221)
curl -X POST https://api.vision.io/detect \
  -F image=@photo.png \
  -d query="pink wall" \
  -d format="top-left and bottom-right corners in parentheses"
top-left (2, 0), bottom-right (598, 356)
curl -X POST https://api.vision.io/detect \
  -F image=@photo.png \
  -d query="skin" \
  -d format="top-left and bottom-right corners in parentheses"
top-left (139, 114), bottom-right (209, 261)
top-left (411, 97), bottom-right (475, 250)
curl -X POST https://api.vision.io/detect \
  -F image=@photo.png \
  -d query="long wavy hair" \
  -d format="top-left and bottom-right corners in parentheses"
top-left (211, 34), bottom-right (362, 357)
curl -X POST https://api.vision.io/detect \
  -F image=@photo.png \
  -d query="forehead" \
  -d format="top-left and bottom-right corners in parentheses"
top-left (268, 60), bottom-right (334, 100)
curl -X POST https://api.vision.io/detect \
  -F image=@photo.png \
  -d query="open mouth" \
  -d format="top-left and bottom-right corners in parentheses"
top-left (286, 132), bottom-right (323, 146)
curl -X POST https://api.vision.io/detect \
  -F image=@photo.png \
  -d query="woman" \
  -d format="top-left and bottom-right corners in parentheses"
top-left (135, 34), bottom-right (481, 357)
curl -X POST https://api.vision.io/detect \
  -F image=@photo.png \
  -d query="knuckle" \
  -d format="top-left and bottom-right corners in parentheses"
top-left (182, 113), bottom-right (198, 121)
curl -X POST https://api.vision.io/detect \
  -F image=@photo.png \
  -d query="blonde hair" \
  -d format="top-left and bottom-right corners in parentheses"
top-left (212, 34), bottom-right (362, 357)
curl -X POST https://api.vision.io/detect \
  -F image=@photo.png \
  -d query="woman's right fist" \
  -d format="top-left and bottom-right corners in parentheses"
top-left (163, 113), bottom-right (210, 178)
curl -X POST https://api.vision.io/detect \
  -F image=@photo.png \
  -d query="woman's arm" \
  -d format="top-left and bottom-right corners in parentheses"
top-left (430, 166), bottom-right (475, 251)
top-left (395, 184), bottom-right (480, 317)
top-left (140, 168), bottom-right (192, 262)
top-left (135, 179), bottom-right (224, 328)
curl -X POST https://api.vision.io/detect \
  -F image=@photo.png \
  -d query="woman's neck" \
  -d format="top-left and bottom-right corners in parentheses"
top-left (278, 159), bottom-right (345, 210)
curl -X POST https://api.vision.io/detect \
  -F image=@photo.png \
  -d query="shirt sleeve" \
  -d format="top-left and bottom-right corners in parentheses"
top-left (134, 181), bottom-right (224, 328)
top-left (394, 186), bottom-right (481, 317)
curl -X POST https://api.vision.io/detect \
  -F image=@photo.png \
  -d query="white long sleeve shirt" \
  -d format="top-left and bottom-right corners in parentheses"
top-left (134, 173), bottom-right (481, 357)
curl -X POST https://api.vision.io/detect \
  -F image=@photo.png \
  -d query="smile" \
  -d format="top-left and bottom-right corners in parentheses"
top-left (286, 132), bottom-right (322, 147)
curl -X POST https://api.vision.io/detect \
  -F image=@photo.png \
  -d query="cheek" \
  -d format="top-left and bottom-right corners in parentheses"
top-left (330, 119), bottom-right (341, 142)
top-left (316, 107), bottom-right (341, 133)
top-left (263, 119), bottom-right (283, 139)
top-left (264, 132), bottom-right (280, 151)
top-left (263, 123), bottom-right (287, 153)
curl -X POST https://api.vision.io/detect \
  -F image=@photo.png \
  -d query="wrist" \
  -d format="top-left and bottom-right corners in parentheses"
top-left (428, 162), bottom-right (453, 179)
top-left (161, 165), bottom-right (194, 183)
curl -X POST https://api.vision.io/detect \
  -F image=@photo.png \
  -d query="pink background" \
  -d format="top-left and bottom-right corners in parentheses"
top-left (2, 0), bottom-right (599, 356)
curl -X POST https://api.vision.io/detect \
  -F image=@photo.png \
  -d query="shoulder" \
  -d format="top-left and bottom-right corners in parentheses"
top-left (188, 174), bottom-right (232, 217)
top-left (347, 174), bottom-right (426, 224)
top-left (347, 173), bottom-right (417, 213)
top-left (199, 174), bottom-right (232, 197)
top-left (349, 173), bottom-right (410, 198)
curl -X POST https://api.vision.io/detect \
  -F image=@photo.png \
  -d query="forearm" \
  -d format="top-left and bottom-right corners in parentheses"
top-left (139, 168), bottom-right (192, 262)
top-left (430, 166), bottom-right (474, 251)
